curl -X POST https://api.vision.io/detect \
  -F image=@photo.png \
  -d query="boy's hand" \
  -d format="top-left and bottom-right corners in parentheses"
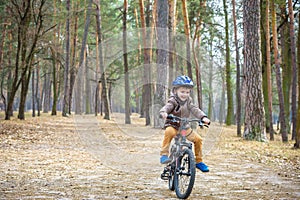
top-left (160, 112), bottom-right (168, 119)
top-left (202, 117), bottom-right (210, 125)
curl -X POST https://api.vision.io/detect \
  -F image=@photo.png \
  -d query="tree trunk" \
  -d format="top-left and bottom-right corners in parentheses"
top-left (133, 8), bottom-right (141, 114)
top-left (271, 0), bottom-right (288, 142)
top-left (17, 0), bottom-right (44, 120)
top-left (62, 0), bottom-right (71, 117)
top-left (51, 46), bottom-right (58, 116)
top-left (232, 0), bottom-right (242, 136)
top-left (279, 3), bottom-right (292, 135)
top-left (0, 23), bottom-right (8, 117)
top-left (32, 67), bottom-right (36, 117)
top-left (5, 0), bottom-right (31, 120)
top-left (265, 0), bottom-right (274, 140)
top-left (155, 0), bottom-right (168, 128)
top-left (243, 0), bottom-right (267, 141)
top-left (35, 65), bottom-right (41, 116)
top-left (51, 0), bottom-right (58, 116)
top-left (18, 66), bottom-right (32, 120)
top-left (208, 38), bottom-right (213, 118)
top-left (287, 0), bottom-right (297, 140)
top-left (0, 23), bottom-right (7, 74)
top-left (219, 67), bottom-right (226, 125)
top-left (74, 0), bottom-right (92, 114)
top-left (43, 67), bottom-right (51, 113)
top-left (85, 47), bottom-right (91, 114)
top-left (123, 0), bottom-right (131, 124)
top-left (139, 0), bottom-right (151, 125)
top-left (95, 0), bottom-right (111, 120)
top-left (192, 0), bottom-right (206, 109)
top-left (95, 32), bottom-right (100, 116)
top-left (68, 0), bottom-right (79, 115)
top-left (181, 0), bottom-right (192, 78)
top-left (223, 0), bottom-right (234, 126)
top-left (4, 31), bottom-right (13, 119)
top-left (168, 0), bottom-right (176, 89)
top-left (295, 12), bottom-right (300, 148)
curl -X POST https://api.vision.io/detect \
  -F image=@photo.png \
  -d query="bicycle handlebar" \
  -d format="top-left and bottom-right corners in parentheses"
top-left (167, 114), bottom-right (209, 128)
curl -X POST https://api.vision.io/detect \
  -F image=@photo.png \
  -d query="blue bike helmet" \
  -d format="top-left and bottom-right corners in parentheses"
top-left (172, 75), bottom-right (194, 88)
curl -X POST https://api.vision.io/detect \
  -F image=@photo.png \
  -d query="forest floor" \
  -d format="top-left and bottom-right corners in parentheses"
top-left (0, 112), bottom-right (299, 199)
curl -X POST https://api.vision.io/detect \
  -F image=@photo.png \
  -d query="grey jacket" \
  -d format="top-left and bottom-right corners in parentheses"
top-left (159, 94), bottom-right (207, 129)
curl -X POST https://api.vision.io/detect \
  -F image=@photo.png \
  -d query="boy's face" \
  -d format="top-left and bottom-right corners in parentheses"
top-left (174, 87), bottom-right (191, 101)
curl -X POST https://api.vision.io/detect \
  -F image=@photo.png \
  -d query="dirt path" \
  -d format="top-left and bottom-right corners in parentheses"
top-left (1, 114), bottom-right (299, 199)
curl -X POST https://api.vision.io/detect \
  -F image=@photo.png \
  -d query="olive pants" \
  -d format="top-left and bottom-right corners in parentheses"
top-left (160, 126), bottom-right (203, 163)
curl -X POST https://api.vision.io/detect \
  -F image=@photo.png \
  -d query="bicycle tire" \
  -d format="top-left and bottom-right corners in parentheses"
top-left (168, 165), bottom-right (175, 191)
top-left (174, 148), bottom-right (196, 199)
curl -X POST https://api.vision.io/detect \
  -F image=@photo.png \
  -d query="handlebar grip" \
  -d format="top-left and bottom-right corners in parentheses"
top-left (167, 114), bottom-right (174, 119)
top-left (198, 120), bottom-right (209, 128)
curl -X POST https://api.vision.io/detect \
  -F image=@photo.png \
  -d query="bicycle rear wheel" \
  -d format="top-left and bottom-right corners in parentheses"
top-left (174, 148), bottom-right (196, 199)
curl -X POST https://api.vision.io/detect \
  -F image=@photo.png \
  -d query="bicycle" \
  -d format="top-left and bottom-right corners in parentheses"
top-left (160, 114), bottom-right (209, 199)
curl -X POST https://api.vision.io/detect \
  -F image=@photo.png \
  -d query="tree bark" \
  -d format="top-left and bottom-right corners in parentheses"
top-left (123, 0), bottom-right (131, 124)
top-left (192, 0), bottom-right (206, 109)
top-left (85, 47), bottom-right (91, 114)
top-left (68, 0), bottom-right (79, 115)
top-left (168, 0), bottom-right (176, 89)
top-left (223, 0), bottom-right (234, 126)
top-left (287, 0), bottom-right (297, 140)
top-left (0, 22), bottom-right (8, 116)
top-left (155, 0), bottom-right (168, 128)
top-left (295, 12), bottom-right (300, 148)
top-left (265, 0), bottom-right (274, 140)
top-left (181, 0), bottom-right (192, 78)
top-left (62, 0), bottom-right (71, 117)
top-left (139, 0), bottom-right (151, 125)
top-left (35, 65), bottom-right (41, 116)
top-left (17, 0), bottom-right (45, 120)
top-left (243, 0), bottom-right (267, 141)
top-left (32, 67), bottom-right (36, 117)
top-left (232, 0), bottom-right (242, 136)
top-left (271, 0), bottom-right (288, 142)
top-left (43, 67), bottom-right (51, 113)
top-left (95, 0), bottom-right (111, 120)
top-left (279, 3), bottom-right (292, 135)
top-left (5, 0), bottom-right (33, 120)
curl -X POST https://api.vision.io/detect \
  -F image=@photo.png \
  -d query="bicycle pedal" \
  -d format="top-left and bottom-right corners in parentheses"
top-left (160, 173), bottom-right (169, 180)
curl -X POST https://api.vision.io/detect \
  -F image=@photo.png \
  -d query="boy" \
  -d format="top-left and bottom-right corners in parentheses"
top-left (159, 75), bottom-right (210, 172)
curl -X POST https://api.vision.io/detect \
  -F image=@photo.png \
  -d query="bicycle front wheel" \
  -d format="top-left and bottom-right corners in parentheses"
top-left (168, 165), bottom-right (175, 191)
top-left (174, 148), bottom-right (196, 199)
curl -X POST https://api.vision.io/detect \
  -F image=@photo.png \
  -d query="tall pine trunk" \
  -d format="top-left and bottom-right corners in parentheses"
top-left (223, 0), bottom-right (234, 125)
top-left (279, 2), bottom-right (292, 135)
top-left (62, 0), bottom-right (71, 117)
top-left (68, 1), bottom-right (79, 115)
top-left (287, 0), bottom-right (297, 140)
top-left (265, 0), bottom-right (274, 140)
top-left (155, 0), bottom-right (168, 128)
top-left (181, 0), bottom-right (192, 78)
top-left (139, 0), bottom-right (151, 125)
top-left (243, 0), bottom-right (267, 141)
top-left (232, 0), bottom-right (242, 136)
top-left (123, 0), bottom-right (131, 124)
top-left (271, 0), bottom-right (288, 142)
top-left (192, 0), bottom-right (206, 109)
top-left (95, 0), bottom-right (111, 120)
top-left (168, 0), bottom-right (176, 89)
top-left (295, 12), bottom-right (300, 148)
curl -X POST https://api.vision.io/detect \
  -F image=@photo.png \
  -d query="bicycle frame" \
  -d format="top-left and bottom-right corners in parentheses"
top-left (161, 114), bottom-right (208, 199)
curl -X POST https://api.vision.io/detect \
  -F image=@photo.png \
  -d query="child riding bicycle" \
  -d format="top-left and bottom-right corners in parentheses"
top-left (159, 75), bottom-right (210, 172)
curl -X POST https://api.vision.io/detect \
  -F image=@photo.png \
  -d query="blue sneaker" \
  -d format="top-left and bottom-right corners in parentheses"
top-left (196, 162), bottom-right (209, 172)
top-left (160, 155), bottom-right (172, 164)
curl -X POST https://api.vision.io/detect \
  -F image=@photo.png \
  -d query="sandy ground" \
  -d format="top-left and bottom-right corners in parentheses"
top-left (0, 113), bottom-right (299, 199)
